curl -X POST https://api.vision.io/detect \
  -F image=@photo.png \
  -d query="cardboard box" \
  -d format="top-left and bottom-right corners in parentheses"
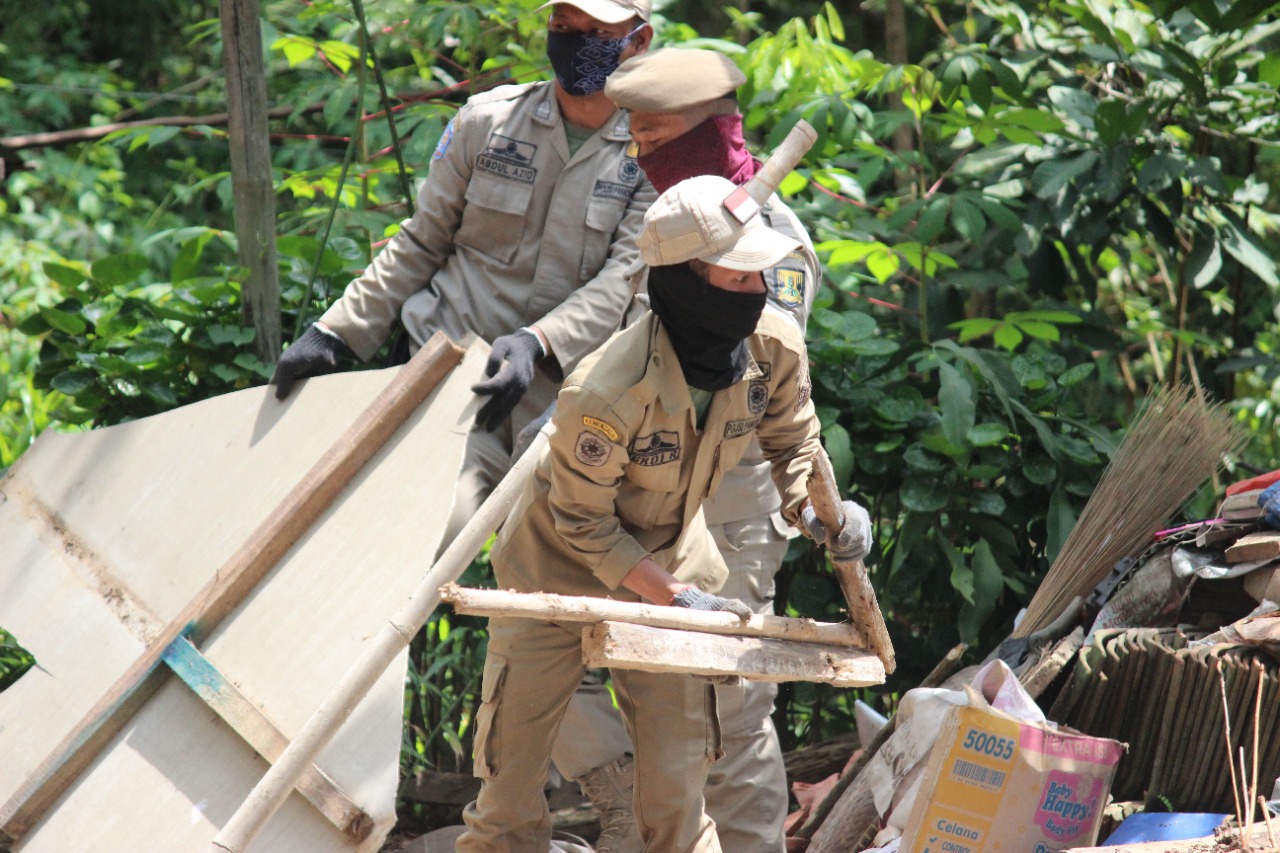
top-left (898, 702), bottom-right (1124, 852)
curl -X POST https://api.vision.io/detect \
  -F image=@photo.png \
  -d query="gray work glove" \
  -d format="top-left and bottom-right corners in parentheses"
top-left (472, 330), bottom-right (544, 432)
top-left (512, 402), bottom-right (557, 463)
top-left (671, 586), bottom-right (753, 620)
top-left (800, 499), bottom-right (873, 561)
top-left (270, 325), bottom-right (351, 399)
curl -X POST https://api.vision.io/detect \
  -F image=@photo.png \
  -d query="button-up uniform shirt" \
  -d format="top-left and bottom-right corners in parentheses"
top-left (491, 309), bottom-right (821, 599)
top-left (321, 80), bottom-right (657, 416)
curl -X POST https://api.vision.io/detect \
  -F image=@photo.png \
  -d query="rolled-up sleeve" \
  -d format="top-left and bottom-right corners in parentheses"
top-left (544, 385), bottom-right (650, 589)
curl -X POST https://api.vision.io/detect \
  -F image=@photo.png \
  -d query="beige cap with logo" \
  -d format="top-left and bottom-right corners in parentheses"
top-left (536, 0), bottom-right (651, 24)
top-left (637, 175), bottom-right (801, 271)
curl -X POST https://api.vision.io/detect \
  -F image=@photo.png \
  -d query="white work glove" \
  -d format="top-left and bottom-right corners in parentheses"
top-left (800, 499), bottom-right (873, 561)
top-left (671, 586), bottom-right (753, 620)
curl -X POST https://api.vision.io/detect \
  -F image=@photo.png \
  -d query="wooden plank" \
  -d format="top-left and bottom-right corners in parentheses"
top-left (161, 637), bottom-right (373, 842)
top-left (580, 621), bottom-right (885, 688)
top-left (1226, 531), bottom-right (1280, 564)
top-left (441, 584), bottom-right (868, 647)
top-left (0, 333), bottom-right (465, 845)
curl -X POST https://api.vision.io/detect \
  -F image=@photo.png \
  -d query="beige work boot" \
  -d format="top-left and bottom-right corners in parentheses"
top-left (573, 756), bottom-right (643, 853)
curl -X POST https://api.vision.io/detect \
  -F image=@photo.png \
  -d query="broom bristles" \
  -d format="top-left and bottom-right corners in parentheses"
top-left (1014, 384), bottom-right (1248, 638)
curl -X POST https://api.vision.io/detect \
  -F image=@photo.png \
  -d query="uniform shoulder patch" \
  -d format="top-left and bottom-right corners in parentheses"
top-left (574, 431), bottom-right (611, 467)
top-left (582, 416), bottom-right (619, 441)
top-left (432, 118), bottom-right (456, 161)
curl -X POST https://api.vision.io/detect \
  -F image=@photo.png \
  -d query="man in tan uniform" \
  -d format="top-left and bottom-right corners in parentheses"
top-left (548, 49), bottom-right (823, 852)
top-left (457, 173), bottom-right (870, 851)
top-left (270, 0), bottom-right (656, 548)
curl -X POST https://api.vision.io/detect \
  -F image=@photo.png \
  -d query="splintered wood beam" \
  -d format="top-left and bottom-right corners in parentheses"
top-left (161, 638), bottom-right (373, 842)
top-left (581, 621), bottom-right (886, 687)
top-left (440, 584), bottom-right (867, 648)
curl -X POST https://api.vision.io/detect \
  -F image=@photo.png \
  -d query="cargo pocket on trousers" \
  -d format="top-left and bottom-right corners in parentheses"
top-left (473, 652), bottom-right (510, 779)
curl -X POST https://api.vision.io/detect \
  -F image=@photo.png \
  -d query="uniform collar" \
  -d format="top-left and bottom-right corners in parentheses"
top-left (530, 83), bottom-right (631, 142)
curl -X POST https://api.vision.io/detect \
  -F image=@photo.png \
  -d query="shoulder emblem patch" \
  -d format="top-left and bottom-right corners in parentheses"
top-left (773, 268), bottom-right (805, 306)
top-left (432, 119), bottom-right (456, 161)
top-left (574, 431), bottom-right (610, 467)
top-left (748, 381), bottom-right (769, 415)
top-left (583, 416), bottom-right (619, 441)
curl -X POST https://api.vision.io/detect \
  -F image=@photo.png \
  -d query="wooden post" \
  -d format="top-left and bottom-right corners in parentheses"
top-left (220, 0), bottom-right (281, 362)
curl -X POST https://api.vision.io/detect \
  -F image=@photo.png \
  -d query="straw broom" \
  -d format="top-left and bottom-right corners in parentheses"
top-left (1014, 384), bottom-right (1247, 639)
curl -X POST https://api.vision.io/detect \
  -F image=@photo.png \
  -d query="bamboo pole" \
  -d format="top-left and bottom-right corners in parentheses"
top-left (0, 333), bottom-right (465, 845)
top-left (210, 427), bottom-right (550, 852)
top-left (441, 585), bottom-right (869, 647)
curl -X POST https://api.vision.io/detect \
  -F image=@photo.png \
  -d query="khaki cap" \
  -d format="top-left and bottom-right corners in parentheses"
top-left (638, 175), bottom-right (801, 271)
top-left (536, 0), bottom-right (651, 24)
top-left (606, 48), bottom-right (746, 113)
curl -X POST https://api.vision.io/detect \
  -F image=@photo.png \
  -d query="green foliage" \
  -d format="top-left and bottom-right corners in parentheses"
top-left (2, 0), bottom-right (1278, 791)
top-left (0, 628), bottom-right (34, 693)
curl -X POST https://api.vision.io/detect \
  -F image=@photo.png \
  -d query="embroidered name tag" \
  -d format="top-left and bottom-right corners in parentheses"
top-left (476, 154), bottom-right (536, 184)
top-left (583, 416), bottom-right (619, 441)
top-left (592, 179), bottom-right (632, 202)
top-left (724, 418), bottom-right (761, 439)
top-left (629, 431), bottom-right (681, 467)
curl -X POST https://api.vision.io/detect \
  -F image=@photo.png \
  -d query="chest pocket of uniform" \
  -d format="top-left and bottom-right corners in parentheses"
top-left (580, 194), bottom-right (627, 279)
top-left (455, 170), bottom-right (534, 265)
top-left (621, 458), bottom-right (681, 530)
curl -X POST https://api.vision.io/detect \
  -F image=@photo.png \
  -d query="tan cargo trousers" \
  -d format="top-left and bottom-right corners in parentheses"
top-left (457, 614), bottom-right (724, 853)
top-left (551, 515), bottom-right (791, 852)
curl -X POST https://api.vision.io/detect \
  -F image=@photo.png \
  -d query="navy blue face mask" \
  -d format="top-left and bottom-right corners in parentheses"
top-left (546, 24), bottom-right (645, 96)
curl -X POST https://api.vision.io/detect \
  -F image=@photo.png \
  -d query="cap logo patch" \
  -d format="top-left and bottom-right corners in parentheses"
top-left (583, 416), bottom-right (619, 441)
top-left (575, 431), bottom-right (610, 467)
top-left (722, 185), bottom-right (760, 224)
top-left (629, 431), bottom-right (681, 467)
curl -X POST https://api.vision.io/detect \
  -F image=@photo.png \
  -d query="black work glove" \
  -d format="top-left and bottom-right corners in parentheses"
top-left (671, 587), bottom-right (753, 620)
top-left (800, 499), bottom-right (873, 561)
top-left (471, 329), bottom-right (544, 432)
top-left (270, 325), bottom-right (351, 400)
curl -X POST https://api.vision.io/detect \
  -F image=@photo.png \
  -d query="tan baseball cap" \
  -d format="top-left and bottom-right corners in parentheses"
top-left (536, 0), bottom-right (651, 24)
top-left (606, 48), bottom-right (745, 113)
top-left (638, 175), bottom-right (801, 271)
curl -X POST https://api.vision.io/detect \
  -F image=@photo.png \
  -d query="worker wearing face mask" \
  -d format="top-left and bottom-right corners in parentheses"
top-left (547, 49), bottom-right (830, 853)
top-left (270, 0), bottom-right (656, 562)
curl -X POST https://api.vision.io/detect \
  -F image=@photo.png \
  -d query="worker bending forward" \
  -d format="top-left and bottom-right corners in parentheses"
top-left (457, 174), bottom-right (852, 852)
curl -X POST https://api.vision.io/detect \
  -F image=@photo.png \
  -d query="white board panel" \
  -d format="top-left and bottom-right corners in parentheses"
top-left (0, 341), bottom-right (485, 852)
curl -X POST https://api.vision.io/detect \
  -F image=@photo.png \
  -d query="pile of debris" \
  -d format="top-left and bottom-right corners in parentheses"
top-left (787, 474), bottom-right (1280, 852)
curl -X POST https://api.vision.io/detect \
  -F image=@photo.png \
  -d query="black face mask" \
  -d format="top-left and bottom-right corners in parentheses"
top-left (545, 25), bottom-right (642, 96)
top-left (647, 263), bottom-right (767, 392)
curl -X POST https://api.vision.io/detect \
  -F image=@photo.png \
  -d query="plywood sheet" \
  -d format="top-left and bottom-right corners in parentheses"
top-left (0, 342), bottom-right (485, 851)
